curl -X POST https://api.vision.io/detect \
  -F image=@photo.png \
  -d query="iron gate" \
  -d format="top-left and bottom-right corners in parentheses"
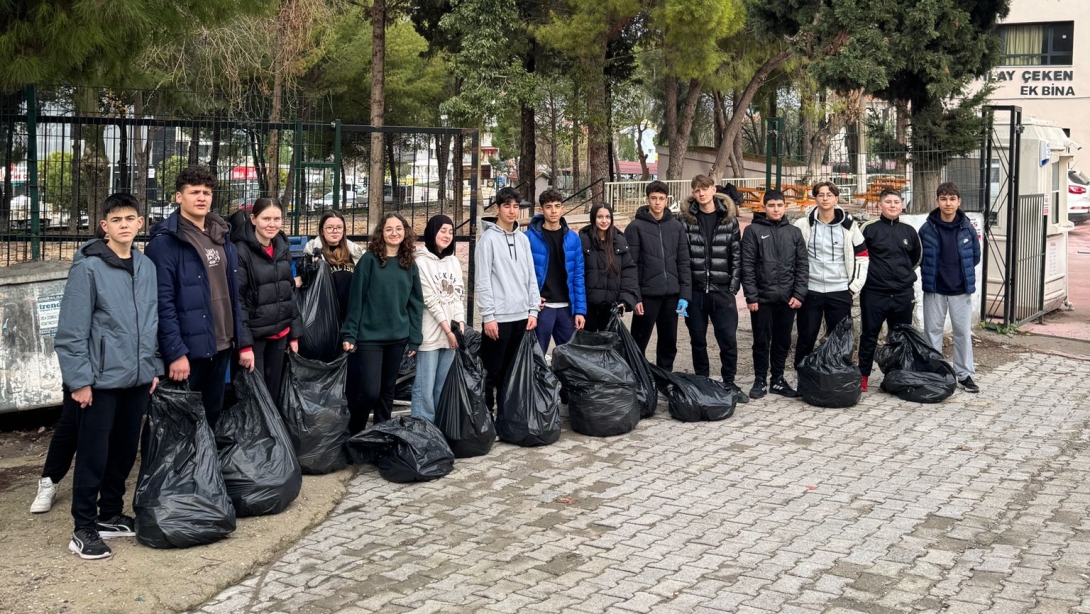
top-left (979, 105), bottom-right (1048, 329)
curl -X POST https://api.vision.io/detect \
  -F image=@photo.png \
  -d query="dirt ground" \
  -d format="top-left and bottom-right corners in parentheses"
top-left (0, 430), bottom-right (354, 614)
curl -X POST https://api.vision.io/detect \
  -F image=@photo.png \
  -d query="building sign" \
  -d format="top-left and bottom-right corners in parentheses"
top-left (36, 294), bottom-right (62, 338)
top-left (989, 69), bottom-right (1077, 96)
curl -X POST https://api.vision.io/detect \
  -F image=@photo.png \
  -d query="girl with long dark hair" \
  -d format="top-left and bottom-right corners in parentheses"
top-left (341, 213), bottom-right (424, 432)
top-left (578, 202), bottom-right (639, 332)
top-left (299, 210), bottom-right (365, 319)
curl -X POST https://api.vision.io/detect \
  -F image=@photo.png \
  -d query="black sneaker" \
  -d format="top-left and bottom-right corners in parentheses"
top-left (770, 377), bottom-right (800, 398)
top-left (749, 379), bottom-right (767, 400)
top-left (96, 514), bottom-right (136, 539)
top-left (959, 377), bottom-right (980, 393)
top-left (725, 383), bottom-right (749, 403)
top-left (69, 528), bottom-right (112, 560)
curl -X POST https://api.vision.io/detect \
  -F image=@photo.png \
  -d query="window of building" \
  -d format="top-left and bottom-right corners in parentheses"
top-left (999, 22), bottom-right (1074, 66)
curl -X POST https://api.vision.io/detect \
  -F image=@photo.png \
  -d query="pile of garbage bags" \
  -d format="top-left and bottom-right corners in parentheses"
top-left (347, 416), bottom-right (455, 483)
top-left (649, 365), bottom-right (737, 422)
top-left (215, 370), bottom-right (302, 517)
top-left (552, 330), bottom-right (640, 437)
top-left (606, 308), bottom-right (657, 418)
top-left (796, 317), bottom-right (863, 408)
top-left (497, 331), bottom-right (562, 447)
top-left (435, 326), bottom-right (496, 457)
top-left (134, 384), bottom-right (236, 549)
top-left (876, 324), bottom-right (957, 403)
top-left (279, 352), bottom-right (351, 474)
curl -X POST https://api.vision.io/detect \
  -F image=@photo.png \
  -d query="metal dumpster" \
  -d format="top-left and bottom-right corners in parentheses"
top-left (0, 260), bottom-right (70, 413)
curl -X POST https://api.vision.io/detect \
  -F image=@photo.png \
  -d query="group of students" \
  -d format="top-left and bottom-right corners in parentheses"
top-left (31, 165), bottom-right (982, 562)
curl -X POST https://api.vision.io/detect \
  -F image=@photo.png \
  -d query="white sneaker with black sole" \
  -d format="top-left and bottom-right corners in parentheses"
top-left (96, 514), bottom-right (136, 539)
top-left (69, 528), bottom-right (112, 560)
top-left (30, 477), bottom-right (57, 514)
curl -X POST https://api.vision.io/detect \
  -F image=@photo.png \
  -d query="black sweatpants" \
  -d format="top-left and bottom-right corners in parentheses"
top-left (859, 290), bottom-right (915, 376)
top-left (188, 349), bottom-right (232, 429)
top-left (795, 289), bottom-right (852, 368)
top-left (71, 385), bottom-right (150, 531)
top-left (480, 320), bottom-right (527, 411)
top-left (686, 291), bottom-right (739, 384)
top-left (350, 341), bottom-right (407, 434)
top-left (630, 295), bottom-right (680, 370)
top-left (42, 398), bottom-right (79, 484)
top-left (584, 303), bottom-right (615, 333)
top-left (751, 302), bottom-right (797, 382)
top-left (253, 337), bottom-right (288, 405)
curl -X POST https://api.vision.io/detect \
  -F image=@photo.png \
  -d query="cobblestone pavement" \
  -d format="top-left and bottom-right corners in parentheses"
top-left (194, 352), bottom-right (1090, 614)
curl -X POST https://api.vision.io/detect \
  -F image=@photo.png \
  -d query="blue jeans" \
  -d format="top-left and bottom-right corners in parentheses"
top-left (410, 348), bottom-right (456, 422)
top-left (536, 306), bottom-right (576, 354)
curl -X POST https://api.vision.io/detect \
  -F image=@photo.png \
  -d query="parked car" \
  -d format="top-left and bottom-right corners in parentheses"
top-left (1068, 169), bottom-right (1090, 224)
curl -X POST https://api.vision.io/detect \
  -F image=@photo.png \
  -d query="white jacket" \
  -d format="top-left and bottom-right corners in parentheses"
top-left (793, 206), bottom-right (870, 295)
top-left (415, 246), bottom-right (467, 351)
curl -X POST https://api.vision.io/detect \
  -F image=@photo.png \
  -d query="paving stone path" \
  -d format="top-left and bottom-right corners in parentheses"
top-left (194, 352), bottom-right (1090, 614)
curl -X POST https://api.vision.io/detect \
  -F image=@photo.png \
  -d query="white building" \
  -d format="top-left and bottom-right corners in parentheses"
top-left (987, 1), bottom-right (1088, 169)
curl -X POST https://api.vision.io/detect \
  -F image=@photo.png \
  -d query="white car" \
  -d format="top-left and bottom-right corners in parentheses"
top-left (1068, 169), bottom-right (1090, 224)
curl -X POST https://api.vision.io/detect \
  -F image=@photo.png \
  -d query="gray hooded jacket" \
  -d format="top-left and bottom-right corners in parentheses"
top-left (55, 239), bottom-right (162, 390)
top-left (475, 219), bottom-right (540, 324)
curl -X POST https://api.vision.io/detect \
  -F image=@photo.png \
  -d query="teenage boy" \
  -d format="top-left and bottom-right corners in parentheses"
top-left (146, 166), bottom-right (245, 429)
top-left (625, 181), bottom-right (691, 370)
top-left (741, 191), bottom-right (808, 399)
top-left (526, 188), bottom-right (586, 352)
top-left (919, 182), bottom-right (981, 393)
top-left (54, 193), bottom-right (161, 560)
top-left (476, 187), bottom-right (540, 410)
top-left (858, 189), bottom-right (922, 391)
top-left (680, 174), bottom-right (746, 400)
top-left (793, 181), bottom-right (869, 368)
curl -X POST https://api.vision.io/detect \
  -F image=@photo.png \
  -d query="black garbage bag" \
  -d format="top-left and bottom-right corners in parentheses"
top-left (215, 370), bottom-right (302, 517)
top-left (346, 416), bottom-right (455, 483)
top-left (648, 365), bottom-right (737, 422)
top-left (296, 258), bottom-right (341, 362)
top-left (551, 330), bottom-right (640, 437)
top-left (134, 385), bottom-right (236, 549)
top-left (394, 350), bottom-right (415, 401)
top-left (606, 307), bottom-right (657, 418)
top-left (279, 352), bottom-right (351, 474)
top-left (497, 331), bottom-right (562, 447)
top-left (463, 326), bottom-right (482, 356)
top-left (875, 324), bottom-right (957, 403)
top-left (796, 317), bottom-right (863, 408)
top-left (434, 327), bottom-right (496, 457)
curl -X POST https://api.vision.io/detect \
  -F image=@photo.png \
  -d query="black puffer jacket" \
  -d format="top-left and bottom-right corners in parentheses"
top-left (578, 225), bottom-right (640, 310)
top-left (231, 221), bottom-right (301, 348)
top-left (681, 194), bottom-right (742, 294)
top-left (740, 213), bottom-right (809, 305)
top-left (623, 206), bottom-right (692, 301)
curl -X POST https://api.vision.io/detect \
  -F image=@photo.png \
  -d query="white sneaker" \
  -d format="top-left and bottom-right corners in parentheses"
top-left (30, 477), bottom-right (57, 514)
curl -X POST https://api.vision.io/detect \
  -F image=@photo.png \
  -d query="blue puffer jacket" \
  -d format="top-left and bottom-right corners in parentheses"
top-left (919, 208), bottom-right (980, 295)
top-left (145, 210), bottom-right (244, 363)
top-left (525, 214), bottom-right (587, 316)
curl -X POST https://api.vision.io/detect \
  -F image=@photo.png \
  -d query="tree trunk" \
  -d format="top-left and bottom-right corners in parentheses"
top-left (571, 124), bottom-right (580, 193)
top-left (586, 51), bottom-right (609, 201)
top-left (909, 100), bottom-right (941, 214)
top-left (368, 0), bottom-right (387, 233)
top-left (117, 115), bottom-right (130, 193)
top-left (635, 121), bottom-right (650, 181)
top-left (709, 49), bottom-right (791, 181)
top-left (69, 122), bottom-right (82, 232)
top-left (436, 133), bottom-right (450, 215)
top-left (665, 76), bottom-right (702, 180)
top-left (210, 118), bottom-right (221, 206)
top-left (386, 135), bottom-right (398, 206)
top-left (453, 133), bottom-right (464, 227)
top-left (519, 103), bottom-right (535, 212)
top-left (1, 116), bottom-right (13, 229)
top-left (188, 126), bottom-right (200, 167)
top-left (267, 68), bottom-right (283, 199)
top-left (250, 130), bottom-right (269, 195)
top-left (548, 89), bottom-right (559, 190)
top-left (76, 90), bottom-right (109, 234)
top-left (731, 128), bottom-right (744, 178)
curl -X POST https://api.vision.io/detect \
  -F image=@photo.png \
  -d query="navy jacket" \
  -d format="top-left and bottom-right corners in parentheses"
top-left (919, 209), bottom-right (980, 295)
top-left (525, 214), bottom-right (587, 317)
top-left (145, 210), bottom-right (245, 363)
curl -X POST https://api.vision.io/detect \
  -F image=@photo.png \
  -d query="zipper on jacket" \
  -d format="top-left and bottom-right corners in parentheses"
top-left (132, 270), bottom-right (142, 388)
top-left (657, 224), bottom-right (668, 285)
top-left (99, 337), bottom-right (106, 375)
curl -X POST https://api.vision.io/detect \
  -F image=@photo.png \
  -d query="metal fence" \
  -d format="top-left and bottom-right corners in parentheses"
top-left (1, 86), bottom-right (482, 271)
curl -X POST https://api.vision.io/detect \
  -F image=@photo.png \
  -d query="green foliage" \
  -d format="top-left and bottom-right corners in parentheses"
top-left (156, 155), bottom-right (190, 201)
top-left (41, 151), bottom-right (74, 207)
top-left (652, 0), bottom-right (746, 79)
